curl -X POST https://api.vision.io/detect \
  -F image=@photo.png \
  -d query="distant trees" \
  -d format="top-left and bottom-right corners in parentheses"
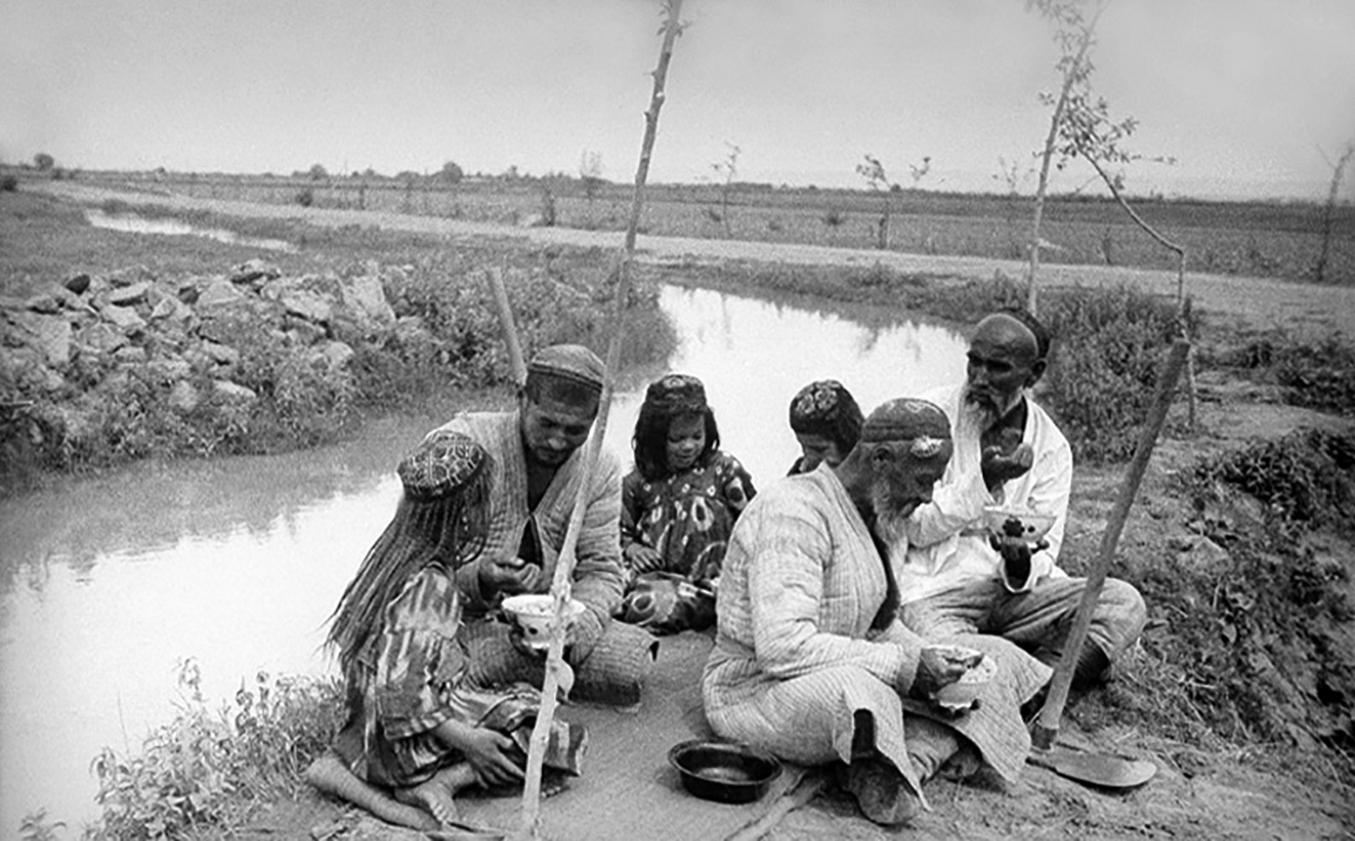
top-left (34, 152), bottom-right (55, 171)
top-left (856, 154), bottom-right (897, 249)
top-left (307, 163), bottom-right (328, 181)
top-left (710, 142), bottom-right (741, 236)
top-left (440, 161), bottom-right (464, 184)
top-left (1315, 142), bottom-right (1354, 284)
top-left (579, 150), bottom-right (605, 205)
top-left (856, 154), bottom-right (929, 250)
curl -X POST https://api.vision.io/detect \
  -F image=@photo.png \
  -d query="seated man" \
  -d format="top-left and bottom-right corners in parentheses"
top-left (702, 398), bottom-right (1050, 826)
top-left (428, 344), bottom-right (656, 706)
top-left (896, 309), bottom-right (1147, 690)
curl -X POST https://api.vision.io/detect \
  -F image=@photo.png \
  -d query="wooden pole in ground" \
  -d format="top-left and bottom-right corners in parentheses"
top-left (514, 3), bottom-right (685, 838)
top-left (1031, 338), bottom-right (1190, 750)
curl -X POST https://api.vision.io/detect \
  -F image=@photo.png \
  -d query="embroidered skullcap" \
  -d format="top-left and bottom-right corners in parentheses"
top-left (398, 430), bottom-right (487, 500)
top-left (526, 344), bottom-right (605, 393)
top-left (644, 373), bottom-right (708, 415)
top-left (861, 397), bottom-right (951, 459)
top-left (789, 380), bottom-right (862, 437)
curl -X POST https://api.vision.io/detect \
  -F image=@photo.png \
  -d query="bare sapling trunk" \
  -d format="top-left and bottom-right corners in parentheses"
top-left (1315, 143), bottom-right (1353, 284)
top-left (514, 2), bottom-right (685, 837)
top-left (1027, 28), bottom-right (1093, 316)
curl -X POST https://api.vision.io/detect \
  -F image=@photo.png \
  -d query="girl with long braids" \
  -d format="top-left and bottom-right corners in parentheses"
top-left (307, 430), bottom-right (586, 830)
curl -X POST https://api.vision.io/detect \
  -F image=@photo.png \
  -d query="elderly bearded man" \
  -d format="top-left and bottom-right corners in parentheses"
top-left (427, 344), bottom-right (656, 706)
top-left (897, 309), bottom-right (1147, 692)
top-left (702, 398), bottom-right (1050, 826)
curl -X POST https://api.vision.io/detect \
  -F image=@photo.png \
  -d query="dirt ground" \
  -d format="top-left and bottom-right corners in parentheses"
top-left (28, 182), bottom-right (1355, 840)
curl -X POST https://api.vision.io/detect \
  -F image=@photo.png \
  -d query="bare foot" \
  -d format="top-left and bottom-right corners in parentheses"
top-left (395, 763), bottom-right (477, 827)
top-left (541, 768), bottom-right (569, 798)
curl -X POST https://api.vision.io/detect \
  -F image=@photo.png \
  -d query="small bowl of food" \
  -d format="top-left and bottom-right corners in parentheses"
top-left (982, 506), bottom-right (1057, 543)
top-left (501, 594), bottom-right (587, 650)
top-left (668, 740), bottom-right (783, 804)
top-left (928, 647), bottom-right (998, 712)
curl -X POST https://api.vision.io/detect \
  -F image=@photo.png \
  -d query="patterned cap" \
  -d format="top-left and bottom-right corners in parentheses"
top-left (398, 431), bottom-right (487, 500)
top-left (644, 373), bottom-right (708, 414)
top-left (526, 344), bottom-right (605, 393)
top-left (860, 398), bottom-right (951, 457)
top-left (790, 380), bottom-right (851, 432)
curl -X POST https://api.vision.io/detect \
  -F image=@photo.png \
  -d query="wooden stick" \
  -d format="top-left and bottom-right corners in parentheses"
top-left (1031, 338), bottom-right (1190, 749)
top-left (486, 266), bottom-right (527, 386)
top-left (723, 771), bottom-right (827, 841)
top-left (514, 4), bottom-right (685, 838)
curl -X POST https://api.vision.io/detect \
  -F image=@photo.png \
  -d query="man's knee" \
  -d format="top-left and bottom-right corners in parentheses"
top-left (1095, 578), bottom-right (1147, 658)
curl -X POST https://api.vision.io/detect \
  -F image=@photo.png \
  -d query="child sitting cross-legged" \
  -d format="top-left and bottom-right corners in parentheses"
top-left (617, 374), bottom-right (755, 634)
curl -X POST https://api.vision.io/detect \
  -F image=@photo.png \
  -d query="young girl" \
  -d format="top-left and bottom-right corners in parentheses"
top-left (307, 431), bottom-right (586, 830)
top-left (618, 373), bottom-right (756, 633)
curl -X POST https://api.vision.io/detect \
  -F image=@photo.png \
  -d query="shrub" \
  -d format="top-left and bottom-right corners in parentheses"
top-left (1, 174), bottom-right (17, 192)
top-left (1112, 429), bottom-right (1355, 752)
top-left (1039, 285), bottom-right (1188, 464)
top-left (87, 660), bottom-right (343, 841)
top-left (1270, 332), bottom-right (1355, 414)
top-left (294, 188), bottom-right (314, 207)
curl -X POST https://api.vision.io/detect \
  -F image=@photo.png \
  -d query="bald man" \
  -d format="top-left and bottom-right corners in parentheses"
top-left (895, 309), bottom-right (1147, 692)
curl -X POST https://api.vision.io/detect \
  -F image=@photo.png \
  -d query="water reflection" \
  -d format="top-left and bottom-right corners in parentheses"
top-left (602, 285), bottom-right (968, 483)
top-left (84, 208), bottom-right (299, 253)
top-left (0, 285), bottom-right (966, 831)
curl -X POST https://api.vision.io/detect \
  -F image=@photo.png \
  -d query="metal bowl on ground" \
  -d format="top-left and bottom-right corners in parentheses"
top-left (668, 740), bottom-right (783, 804)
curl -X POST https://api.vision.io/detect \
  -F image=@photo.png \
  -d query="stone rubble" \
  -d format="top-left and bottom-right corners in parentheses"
top-left (1, 258), bottom-right (420, 447)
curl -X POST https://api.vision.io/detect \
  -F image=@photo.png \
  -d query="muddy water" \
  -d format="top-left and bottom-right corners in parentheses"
top-left (84, 208), bottom-right (299, 252)
top-left (0, 284), bottom-right (965, 830)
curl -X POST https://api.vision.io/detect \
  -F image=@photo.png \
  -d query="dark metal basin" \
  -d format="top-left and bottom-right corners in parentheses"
top-left (668, 739), bottom-right (783, 804)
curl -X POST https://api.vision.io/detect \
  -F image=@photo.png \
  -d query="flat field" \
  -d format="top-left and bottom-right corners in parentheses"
top-left (61, 169), bottom-right (1355, 286)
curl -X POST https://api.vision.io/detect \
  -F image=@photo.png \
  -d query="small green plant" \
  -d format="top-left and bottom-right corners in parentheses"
top-left (19, 809), bottom-right (65, 841)
top-left (86, 659), bottom-right (343, 841)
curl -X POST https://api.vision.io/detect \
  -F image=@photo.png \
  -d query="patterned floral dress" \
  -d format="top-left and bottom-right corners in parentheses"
top-left (618, 451), bottom-right (755, 633)
top-left (332, 565), bottom-right (586, 788)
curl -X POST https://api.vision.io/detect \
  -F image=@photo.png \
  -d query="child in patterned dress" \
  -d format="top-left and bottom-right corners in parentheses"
top-left (618, 374), bottom-right (756, 633)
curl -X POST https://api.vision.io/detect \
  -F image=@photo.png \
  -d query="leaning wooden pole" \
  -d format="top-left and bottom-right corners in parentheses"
top-left (515, 3), bottom-right (685, 838)
top-left (1031, 338), bottom-right (1190, 749)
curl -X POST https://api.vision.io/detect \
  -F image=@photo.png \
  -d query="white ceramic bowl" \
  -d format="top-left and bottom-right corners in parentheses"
top-left (982, 505), bottom-right (1056, 542)
top-left (501, 594), bottom-right (587, 650)
top-left (931, 652), bottom-right (997, 711)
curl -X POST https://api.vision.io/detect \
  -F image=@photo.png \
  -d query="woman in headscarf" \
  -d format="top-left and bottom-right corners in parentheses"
top-left (787, 379), bottom-right (864, 475)
top-left (307, 431), bottom-right (586, 830)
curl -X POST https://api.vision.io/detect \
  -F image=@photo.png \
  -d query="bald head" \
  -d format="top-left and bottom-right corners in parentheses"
top-left (972, 313), bottom-right (1041, 365)
top-left (965, 310), bottom-right (1048, 419)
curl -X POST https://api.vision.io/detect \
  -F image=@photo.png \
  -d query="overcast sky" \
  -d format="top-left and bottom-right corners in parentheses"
top-left (4, 0), bottom-right (1353, 200)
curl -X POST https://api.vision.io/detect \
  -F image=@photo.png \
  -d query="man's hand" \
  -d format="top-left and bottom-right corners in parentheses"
top-left (624, 543), bottom-right (664, 574)
top-left (910, 646), bottom-right (974, 700)
top-left (981, 441), bottom-right (1034, 490)
top-left (988, 535), bottom-right (1050, 590)
top-left (479, 556), bottom-right (542, 597)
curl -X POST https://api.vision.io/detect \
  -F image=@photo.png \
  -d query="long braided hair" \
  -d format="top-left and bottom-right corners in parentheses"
top-left (326, 431), bottom-right (493, 674)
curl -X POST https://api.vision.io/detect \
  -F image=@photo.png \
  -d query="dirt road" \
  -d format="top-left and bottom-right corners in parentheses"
top-left (36, 181), bottom-right (1355, 339)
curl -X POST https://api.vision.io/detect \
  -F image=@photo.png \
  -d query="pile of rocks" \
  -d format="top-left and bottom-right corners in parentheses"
top-left (1, 257), bottom-right (412, 443)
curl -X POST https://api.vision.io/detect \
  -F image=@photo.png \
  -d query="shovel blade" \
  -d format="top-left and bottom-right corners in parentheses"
top-left (1028, 747), bottom-right (1156, 790)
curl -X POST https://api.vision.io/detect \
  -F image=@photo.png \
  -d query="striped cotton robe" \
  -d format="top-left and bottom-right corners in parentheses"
top-left (702, 466), bottom-right (1049, 802)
